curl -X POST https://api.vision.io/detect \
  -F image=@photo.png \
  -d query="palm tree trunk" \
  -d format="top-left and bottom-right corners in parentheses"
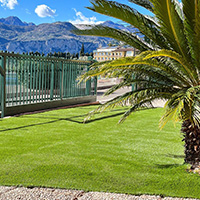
top-left (182, 120), bottom-right (200, 169)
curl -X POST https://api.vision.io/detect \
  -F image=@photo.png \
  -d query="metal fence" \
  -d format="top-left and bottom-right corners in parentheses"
top-left (0, 52), bottom-right (97, 117)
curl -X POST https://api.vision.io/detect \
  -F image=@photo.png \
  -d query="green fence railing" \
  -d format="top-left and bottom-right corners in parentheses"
top-left (0, 52), bottom-right (97, 118)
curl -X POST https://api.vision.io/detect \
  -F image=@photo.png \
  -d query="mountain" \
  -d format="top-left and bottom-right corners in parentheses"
top-left (0, 17), bottom-right (137, 55)
top-left (0, 16), bottom-right (35, 26)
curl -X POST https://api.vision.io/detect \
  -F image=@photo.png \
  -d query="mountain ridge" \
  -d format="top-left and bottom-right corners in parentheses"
top-left (0, 16), bottom-right (136, 54)
top-left (0, 16), bottom-right (35, 26)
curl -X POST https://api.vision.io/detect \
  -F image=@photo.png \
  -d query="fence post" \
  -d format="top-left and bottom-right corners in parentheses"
top-left (132, 73), bottom-right (135, 91)
top-left (86, 64), bottom-right (91, 95)
top-left (60, 61), bottom-right (63, 100)
top-left (94, 76), bottom-right (97, 95)
top-left (0, 55), bottom-right (6, 118)
top-left (50, 61), bottom-right (54, 100)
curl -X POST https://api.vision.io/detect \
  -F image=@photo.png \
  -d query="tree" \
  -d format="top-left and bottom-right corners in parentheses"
top-left (74, 0), bottom-right (200, 170)
top-left (53, 52), bottom-right (58, 57)
top-left (66, 52), bottom-right (71, 59)
top-left (89, 52), bottom-right (93, 57)
top-left (80, 43), bottom-right (85, 56)
top-left (71, 53), bottom-right (76, 59)
top-left (75, 53), bottom-right (79, 59)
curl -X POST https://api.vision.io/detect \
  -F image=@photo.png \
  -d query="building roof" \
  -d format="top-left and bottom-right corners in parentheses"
top-left (96, 46), bottom-right (117, 52)
top-left (114, 47), bottom-right (135, 52)
top-left (94, 46), bottom-right (136, 53)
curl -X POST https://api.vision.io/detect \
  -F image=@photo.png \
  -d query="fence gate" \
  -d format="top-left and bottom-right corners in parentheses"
top-left (0, 55), bottom-right (5, 118)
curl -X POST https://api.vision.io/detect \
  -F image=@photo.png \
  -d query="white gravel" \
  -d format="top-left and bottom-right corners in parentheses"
top-left (0, 186), bottom-right (199, 200)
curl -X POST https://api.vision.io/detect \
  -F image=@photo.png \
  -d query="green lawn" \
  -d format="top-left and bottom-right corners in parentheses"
top-left (0, 106), bottom-right (199, 198)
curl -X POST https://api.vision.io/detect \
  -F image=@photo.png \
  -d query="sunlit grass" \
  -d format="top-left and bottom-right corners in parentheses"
top-left (0, 106), bottom-right (199, 198)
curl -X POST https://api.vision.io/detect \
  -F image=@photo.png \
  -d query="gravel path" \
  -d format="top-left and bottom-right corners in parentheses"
top-left (97, 87), bottom-right (166, 107)
top-left (0, 186), bottom-right (199, 200)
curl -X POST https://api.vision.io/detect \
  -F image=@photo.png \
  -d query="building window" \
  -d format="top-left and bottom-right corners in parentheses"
top-left (112, 53), bottom-right (115, 56)
top-left (126, 51), bottom-right (133, 57)
top-left (119, 53), bottom-right (122, 56)
top-left (99, 53), bottom-right (101, 56)
top-left (106, 52), bottom-right (108, 55)
top-left (116, 53), bottom-right (118, 56)
top-left (98, 57), bottom-right (100, 60)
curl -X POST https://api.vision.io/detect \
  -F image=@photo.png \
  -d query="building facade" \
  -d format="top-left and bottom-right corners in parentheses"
top-left (93, 46), bottom-right (139, 62)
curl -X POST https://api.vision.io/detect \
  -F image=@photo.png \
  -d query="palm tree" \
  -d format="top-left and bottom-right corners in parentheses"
top-left (74, 0), bottom-right (200, 170)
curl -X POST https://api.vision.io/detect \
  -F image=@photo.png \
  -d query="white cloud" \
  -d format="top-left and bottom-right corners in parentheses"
top-left (0, 0), bottom-right (18, 9)
top-left (35, 4), bottom-right (56, 18)
top-left (69, 9), bottom-right (104, 25)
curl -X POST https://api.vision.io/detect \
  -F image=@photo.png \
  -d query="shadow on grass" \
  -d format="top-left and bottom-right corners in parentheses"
top-left (84, 112), bottom-right (124, 124)
top-left (97, 91), bottom-right (105, 95)
top-left (155, 164), bottom-right (183, 169)
top-left (165, 154), bottom-right (185, 159)
top-left (0, 112), bottom-right (124, 132)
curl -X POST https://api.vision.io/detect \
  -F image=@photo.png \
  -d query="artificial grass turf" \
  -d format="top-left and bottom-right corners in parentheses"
top-left (0, 106), bottom-right (200, 198)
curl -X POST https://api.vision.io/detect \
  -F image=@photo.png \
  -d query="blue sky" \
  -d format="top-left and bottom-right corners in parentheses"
top-left (0, 0), bottom-right (151, 25)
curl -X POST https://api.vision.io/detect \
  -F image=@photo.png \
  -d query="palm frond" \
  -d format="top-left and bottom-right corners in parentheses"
top-left (103, 77), bottom-right (173, 96)
top-left (118, 98), bottom-right (156, 124)
top-left (193, 100), bottom-right (200, 127)
top-left (160, 86), bottom-right (200, 128)
top-left (77, 60), bottom-right (111, 83)
top-left (74, 25), bottom-right (154, 51)
top-left (87, 0), bottom-right (168, 49)
top-left (160, 98), bottom-right (185, 129)
top-left (77, 0), bottom-right (200, 132)
top-left (85, 86), bottom-right (175, 123)
top-left (128, 0), bottom-right (154, 12)
top-left (143, 49), bottom-right (198, 84)
top-left (94, 53), bottom-right (192, 86)
top-left (183, 0), bottom-right (200, 72)
top-left (174, 0), bottom-right (184, 20)
top-left (150, 0), bottom-right (192, 65)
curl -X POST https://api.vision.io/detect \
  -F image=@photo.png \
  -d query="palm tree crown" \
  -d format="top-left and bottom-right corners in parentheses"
top-left (74, 0), bottom-right (200, 170)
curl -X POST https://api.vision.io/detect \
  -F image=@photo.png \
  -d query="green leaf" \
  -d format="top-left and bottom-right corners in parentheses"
top-left (88, 0), bottom-right (168, 49)
top-left (183, 0), bottom-right (200, 73)
top-left (128, 0), bottom-right (154, 12)
top-left (74, 25), bottom-right (153, 51)
top-left (150, 0), bottom-right (192, 65)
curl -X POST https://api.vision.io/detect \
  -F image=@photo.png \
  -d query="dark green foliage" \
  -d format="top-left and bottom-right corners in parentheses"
top-left (80, 43), bottom-right (85, 56)
top-left (74, 0), bottom-right (200, 169)
top-left (71, 53), bottom-right (76, 59)
top-left (76, 53), bottom-right (79, 59)
top-left (66, 52), bottom-right (71, 59)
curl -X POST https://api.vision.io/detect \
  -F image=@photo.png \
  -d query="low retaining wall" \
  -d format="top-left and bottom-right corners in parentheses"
top-left (2, 95), bottom-right (96, 117)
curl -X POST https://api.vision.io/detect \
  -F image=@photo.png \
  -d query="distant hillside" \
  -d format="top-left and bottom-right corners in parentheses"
top-left (0, 16), bottom-right (137, 54)
top-left (0, 16), bottom-right (35, 26)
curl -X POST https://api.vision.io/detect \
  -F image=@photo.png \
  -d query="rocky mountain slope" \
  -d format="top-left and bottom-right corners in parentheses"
top-left (0, 16), bottom-right (35, 26)
top-left (0, 16), bottom-right (136, 54)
